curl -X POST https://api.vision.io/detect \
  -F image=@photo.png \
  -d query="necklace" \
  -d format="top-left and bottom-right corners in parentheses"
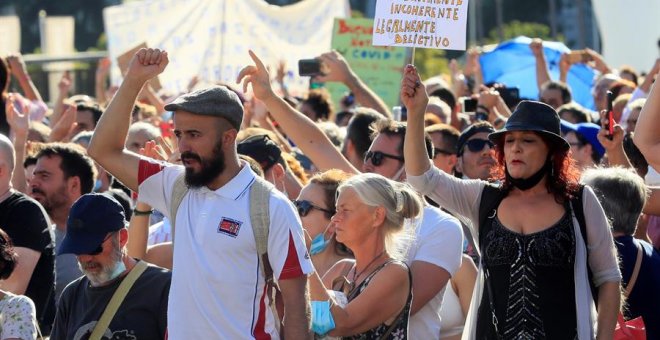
top-left (348, 251), bottom-right (386, 292)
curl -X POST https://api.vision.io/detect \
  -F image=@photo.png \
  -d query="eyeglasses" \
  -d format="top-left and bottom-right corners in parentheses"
top-left (88, 233), bottom-right (114, 256)
top-left (364, 151), bottom-right (404, 166)
top-left (434, 148), bottom-right (455, 157)
top-left (460, 139), bottom-right (494, 154)
top-left (293, 200), bottom-right (334, 217)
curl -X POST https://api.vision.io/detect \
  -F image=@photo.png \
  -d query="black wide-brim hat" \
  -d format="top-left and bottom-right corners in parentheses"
top-left (488, 100), bottom-right (570, 151)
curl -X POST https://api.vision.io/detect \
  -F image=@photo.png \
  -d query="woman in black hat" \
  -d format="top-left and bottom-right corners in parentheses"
top-left (401, 65), bottom-right (621, 340)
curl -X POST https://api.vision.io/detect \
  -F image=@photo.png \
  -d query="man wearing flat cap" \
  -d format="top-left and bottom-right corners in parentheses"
top-left (88, 48), bottom-right (313, 339)
top-left (51, 193), bottom-right (170, 340)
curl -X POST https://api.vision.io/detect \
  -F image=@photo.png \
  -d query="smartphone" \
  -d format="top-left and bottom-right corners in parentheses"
top-left (461, 97), bottom-right (477, 112)
top-left (567, 50), bottom-right (592, 64)
top-left (298, 59), bottom-right (322, 77)
top-left (606, 90), bottom-right (614, 139)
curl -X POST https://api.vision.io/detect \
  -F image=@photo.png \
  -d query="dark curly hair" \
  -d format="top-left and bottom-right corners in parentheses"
top-left (0, 229), bottom-right (18, 280)
top-left (490, 132), bottom-right (581, 203)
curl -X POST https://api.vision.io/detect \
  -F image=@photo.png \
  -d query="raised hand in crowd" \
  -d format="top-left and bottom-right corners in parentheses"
top-left (596, 123), bottom-right (631, 169)
top-left (529, 38), bottom-right (552, 92)
top-left (51, 71), bottom-right (73, 127)
top-left (238, 50), bottom-right (358, 174)
top-left (476, 86), bottom-right (509, 128)
top-left (5, 96), bottom-right (29, 193)
top-left (464, 47), bottom-right (483, 92)
top-left (401, 64), bottom-right (432, 177)
top-left (639, 57), bottom-right (659, 93)
top-left (95, 57), bottom-right (111, 104)
top-left (315, 50), bottom-right (391, 117)
top-left (559, 52), bottom-right (571, 83)
top-left (274, 59), bottom-right (290, 98)
top-left (585, 48), bottom-right (611, 74)
top-left (48, 103), bottom-right (77, 142)
top-left (88, 48), bottom-right (169, 192)
top-left (6, 53), bottom-right (43, 103)
top-left (449, 59), bottom-right (469, 99)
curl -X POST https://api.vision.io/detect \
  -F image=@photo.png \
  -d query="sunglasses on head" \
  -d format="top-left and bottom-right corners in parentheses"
top-left (88, 233), bottom-right (114, 256)
top-left (364, 151), bottom-right (404, 167)
top-left (460, 139), bottom-right (494, 155)
top-left (293, 200), bottom-right (334, 217)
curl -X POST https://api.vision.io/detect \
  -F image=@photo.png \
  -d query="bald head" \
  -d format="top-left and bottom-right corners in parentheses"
top-left (0, 134), bottom-right (15, 176)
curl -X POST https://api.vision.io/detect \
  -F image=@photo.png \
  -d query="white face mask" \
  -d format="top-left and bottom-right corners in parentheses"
top-left (391, 165), bottom-right (406, 181)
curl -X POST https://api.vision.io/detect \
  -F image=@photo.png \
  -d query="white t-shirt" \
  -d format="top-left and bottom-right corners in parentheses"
top-left (406, 206), bottom-right (463, 340)
top-left (138, 158), bottom-right (314, 339)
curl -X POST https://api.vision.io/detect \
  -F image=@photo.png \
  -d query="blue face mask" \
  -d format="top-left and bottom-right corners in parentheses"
top-left (310, 224), bottom-right (333, 255)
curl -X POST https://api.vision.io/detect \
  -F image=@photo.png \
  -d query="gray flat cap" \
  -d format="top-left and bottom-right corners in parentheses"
top-left (164, 85), bottom-right (244, 130)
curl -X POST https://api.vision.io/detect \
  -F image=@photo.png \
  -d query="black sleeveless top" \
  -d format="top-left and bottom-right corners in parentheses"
top-left (342, 260), bottom-right (412, 340)
top-left (476, 207), bottom-right (578, 340)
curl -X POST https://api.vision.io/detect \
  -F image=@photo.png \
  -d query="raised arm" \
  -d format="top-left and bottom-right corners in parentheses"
top-left (315, 51), bottom-right (391, 118)
top-left (237, 51), bottom-right (359, 175)
top-left (88, 48), bottom-right (169, 192)
top-left (530, 39), bottom-right (551, 92)
top-left (402, 65), bottom-right (431, 177)
top-left (5, 97), bottom-right (28, 193)
top-left (597, 124), bottom-right (632, 169)
top-left (6, 54), bottom-right (43, 102)
top-left (633, 80), bottom-right (660, 170)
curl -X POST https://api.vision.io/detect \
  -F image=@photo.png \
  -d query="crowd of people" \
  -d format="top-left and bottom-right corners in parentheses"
top-left (0, 28), bottom-right (659, 340)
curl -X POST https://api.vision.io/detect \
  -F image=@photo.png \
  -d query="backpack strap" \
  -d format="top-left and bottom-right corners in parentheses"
top-left (89, 261), bottom-right (149, 340)
top-left (477, 184), bottom-right (506, 246)
top-left (571, 184), bottom-right (599, 306)
top-left (624, 241), bottom-right (643, 297)
top-left (249, 176), bottom-right (284, 331)
top-left (169, 173), bottom-right (188, 242)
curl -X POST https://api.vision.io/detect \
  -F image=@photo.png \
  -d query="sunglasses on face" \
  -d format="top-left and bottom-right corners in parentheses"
top-left (88, 233), bottom-right (114, 256)
top-left (364, 151), bottom-right (404, 167)
top-left (460, 139), bottom-right (494, 155)
top-left (434, 148), bottom-right (455, 157)
top-left (293, 200), bottom-right (334, 217)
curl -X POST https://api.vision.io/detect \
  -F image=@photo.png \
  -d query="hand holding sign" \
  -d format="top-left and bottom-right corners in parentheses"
top-left (373, 0), bottom-right (469, 51)
top-left (126, 48), bottom-right (169, 84)
top-left (400, 65), bottom-right (428, 119)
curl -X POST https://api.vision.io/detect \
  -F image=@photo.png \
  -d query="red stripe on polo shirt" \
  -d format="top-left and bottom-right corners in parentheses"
top-left (279, 231), bottom-right (305, 280)
top-left (138, 158), bottom-right (166, 186)
top-left (253, 284), bottom-right (271, 340)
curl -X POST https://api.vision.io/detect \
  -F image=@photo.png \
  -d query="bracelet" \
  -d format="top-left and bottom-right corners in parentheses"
top-left (477, 104), bottom-right (490, 113)
top-left (132, 208), bottom-right (153, 216)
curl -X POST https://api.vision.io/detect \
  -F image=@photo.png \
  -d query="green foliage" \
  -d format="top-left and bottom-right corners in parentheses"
top-left (485, 20), bottom-right (562, 44)
top-left (414, 48), bottom-right (450, 81)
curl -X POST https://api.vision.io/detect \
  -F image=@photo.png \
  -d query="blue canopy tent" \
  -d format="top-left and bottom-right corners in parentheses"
top-left (480, 36), bottom-right (597, 110)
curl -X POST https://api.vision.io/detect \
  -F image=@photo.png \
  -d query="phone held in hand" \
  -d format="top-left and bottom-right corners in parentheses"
top-left (298, 59), bottom-right (322, 77)
top-left (460, 97), bottom-right (477, 112)
top-left (567, 50), bottom-right (592, 64)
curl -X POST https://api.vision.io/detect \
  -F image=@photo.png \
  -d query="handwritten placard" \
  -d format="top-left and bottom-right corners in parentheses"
top-left (372, 0), bottom-right (469, 51)
top-left (326, 18), bottom-right (407, 110)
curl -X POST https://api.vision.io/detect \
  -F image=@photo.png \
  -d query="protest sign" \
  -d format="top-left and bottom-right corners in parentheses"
top-left (0, 16), bottom-right (20, 55)
top-left (104, 0), bottom-right (349, 95)
top-left (326, 18), bottom-right (407, 110)
top-left (372, 0), bottom-right (469, 51)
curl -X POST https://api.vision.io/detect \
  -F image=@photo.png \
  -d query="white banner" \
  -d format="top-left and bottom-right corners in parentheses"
top-left (104, 0), bottom-right (350, 95)
top-left (0, 16), bottom-right (21, 55)
top-left (372, 0), bottom-right (469, 51)
top-left (592, 0), bottom-right (659, 73)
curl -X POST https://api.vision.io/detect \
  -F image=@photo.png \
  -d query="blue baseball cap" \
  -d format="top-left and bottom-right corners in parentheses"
top-left (560, 120), bottom-right (605, 158)
top-left (58, 193), bottom-right (127, 255)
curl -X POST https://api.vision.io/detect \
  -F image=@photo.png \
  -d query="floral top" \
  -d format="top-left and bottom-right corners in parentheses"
top-left (0, 293), bottom-right (37, 340)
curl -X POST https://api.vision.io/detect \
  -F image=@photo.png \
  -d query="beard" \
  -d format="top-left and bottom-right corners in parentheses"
top-left (31, 184), bottom-right (68, 214)
top-left (78, 241), bottom-right (124, 287)
top-left (181, 140), bottom-right (226, 188)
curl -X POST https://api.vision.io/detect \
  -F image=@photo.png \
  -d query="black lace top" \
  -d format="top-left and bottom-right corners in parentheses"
top-left (342, 260), bottom-right (412, 340)
top-left (476, 209), bottom-right (578, 340)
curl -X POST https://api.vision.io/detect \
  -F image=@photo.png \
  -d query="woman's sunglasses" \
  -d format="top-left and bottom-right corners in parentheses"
top-left (293, 200), bottom-right (334, 217)
top-left (364, 151), bottom-right (404, 167)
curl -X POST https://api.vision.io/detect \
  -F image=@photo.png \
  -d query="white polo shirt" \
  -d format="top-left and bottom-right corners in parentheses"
top-left (406, 205), bottom-right (463, 339)
top-left (137, 158), bottom-right (313, 339)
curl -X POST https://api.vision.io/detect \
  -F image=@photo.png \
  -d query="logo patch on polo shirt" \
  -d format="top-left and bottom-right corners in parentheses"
top-left (218, 217), bottom-right (242, 238)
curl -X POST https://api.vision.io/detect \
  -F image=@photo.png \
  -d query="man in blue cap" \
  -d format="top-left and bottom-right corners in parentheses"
top-left (560, 121), bottom-right (605, 170)
top-left (51, 193), bottom-right (170, 340)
